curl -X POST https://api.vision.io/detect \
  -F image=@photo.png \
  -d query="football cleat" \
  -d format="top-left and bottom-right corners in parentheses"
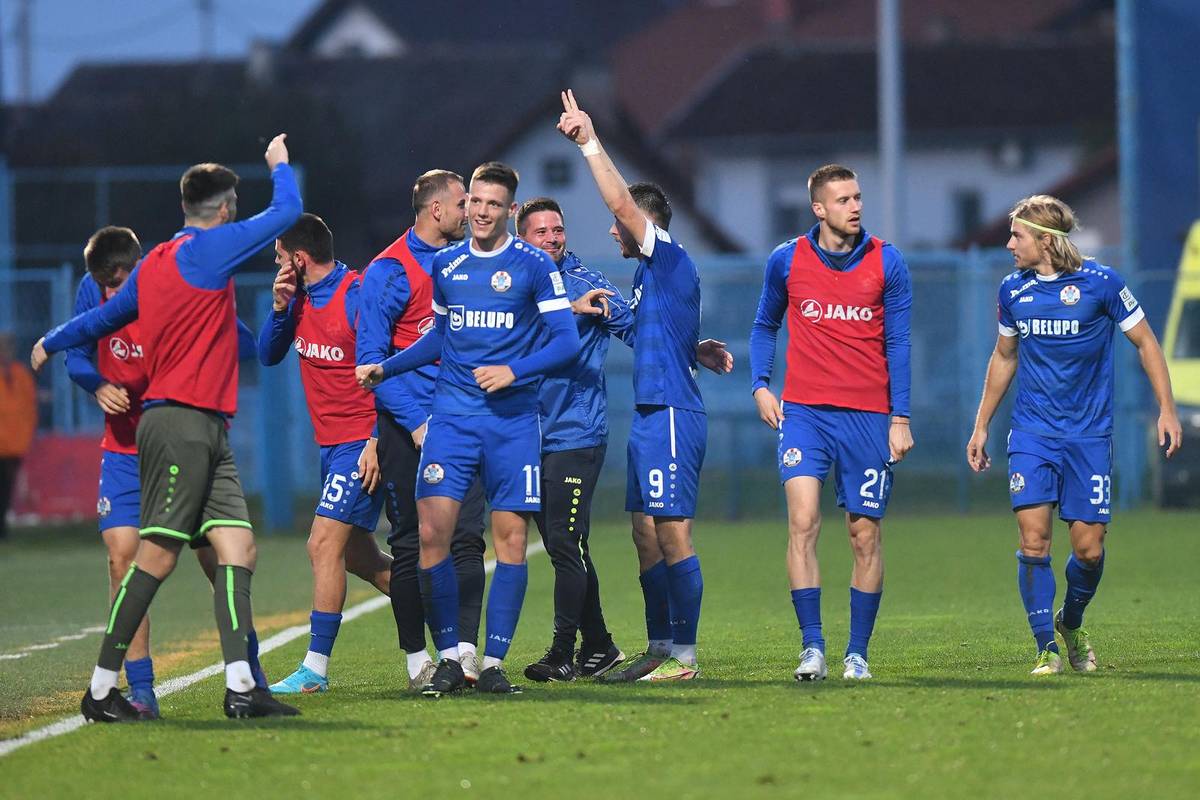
top-left (269, 664), bottom-right (328, 694)
top-left (639, 657), bottom-right (700, 681)
top-left (421, 658), bottom-right (466, 697)
top-left (81, 687), bottom-right (141, 723)
top-left (223, 687), bottom-right (301, 718)
top-left (842, 653), bottom-right (873, 680)
top-left (459, 651), bottom-right (481, 687)
top-left (1055, 609), bottom-right (1097, 672)
top-left (1030, 648), bottom-right (1064, 676)
top-left (598, 651), bottom-right (666, 683)
top-left (524, 648), bottom-right (577, 682)
top-left (475, 665), bottom-right (522, 694)
top-left (127, 687), bottom-right (161, 720)
top-left (409, 659), bottom-right (437, 692)
top-left (576, 643), bottom-right (625, 678)
top-left (794, 647), bottom-right (827, 682)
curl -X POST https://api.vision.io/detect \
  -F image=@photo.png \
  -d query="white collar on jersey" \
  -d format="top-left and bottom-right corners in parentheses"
top-left (1034, 270), bottom-right (1064, 282)
top-left (469, 234), bottom-right (513, 258)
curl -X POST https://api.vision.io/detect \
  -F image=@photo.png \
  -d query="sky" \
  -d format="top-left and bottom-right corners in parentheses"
top-left (1, 0), bottom-right (322, 102)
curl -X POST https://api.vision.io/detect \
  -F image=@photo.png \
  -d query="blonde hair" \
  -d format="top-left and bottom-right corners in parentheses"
top-left (1009, 194), bottom-right (1084, 273)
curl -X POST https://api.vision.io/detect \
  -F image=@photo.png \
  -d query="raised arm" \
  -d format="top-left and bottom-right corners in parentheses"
top-left (34, 266), bottom-right (141, 370)
top-left (63, 276), bottom-right (104, 393)
top-left (257, 261), bottom-right (298, 366)
top-left (557, 90), bottom-right (648, 248)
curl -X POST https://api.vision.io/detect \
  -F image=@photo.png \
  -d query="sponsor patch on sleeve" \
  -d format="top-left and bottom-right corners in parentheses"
top-left (1119, 286), bottom-right (1138, 312)
top-left (549, 271), bottom-right (566, 296)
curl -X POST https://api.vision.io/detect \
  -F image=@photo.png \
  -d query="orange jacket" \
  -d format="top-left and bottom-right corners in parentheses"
top-left (0, 361), bottom-right (37, 457)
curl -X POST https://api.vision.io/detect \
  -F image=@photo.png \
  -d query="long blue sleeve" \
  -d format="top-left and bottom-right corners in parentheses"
top-left (355, 259), bottom-right (429, 430)
top-left (380, 315), bottom-right (445, 379)
top-left (510, 307), bottom-right (582, 379)
top-left (43, 265), bottom-right (141, 354)
top-left (64, 275), bottom-right (105, 393)
top-left (176, 163), bottom-right (303, 289)
top-left (257, 304), bottom-right (296, 366)
top-left (882, 246), bottom-right (913, 417)
top-left (749, 243), bottom-right (792, 393)
top-left (598, 278), bottom-right (636, 347)
top-left (236, 317), bottom-right (257, 361)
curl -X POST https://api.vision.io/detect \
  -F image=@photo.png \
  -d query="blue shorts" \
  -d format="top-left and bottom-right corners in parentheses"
top-left (98, 450), bottom-right (140, 532)
top-left (416, 412), bottom-right (542, 512)
top-left (778, 403), bottom-right (893, 518)
top-left (1007, 429), bottom-right (1112, 523)
top-left (625, 405), bottom-right (707, 519)
top-left (318, 440), bottom-right (384, 532)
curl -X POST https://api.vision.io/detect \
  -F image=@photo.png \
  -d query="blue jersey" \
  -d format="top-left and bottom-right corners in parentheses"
top-left (997, 261), bottom-right (1144, 438)
top-left (629, 222), bottom-right (703, 412)
top-left (538, 251), bottom-right (635, 453)
top-left (431, 235), bottom-right (572, 416)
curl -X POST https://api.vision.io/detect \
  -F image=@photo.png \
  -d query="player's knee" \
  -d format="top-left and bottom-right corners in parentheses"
top-left (787, 510), bottom-right (820, 542)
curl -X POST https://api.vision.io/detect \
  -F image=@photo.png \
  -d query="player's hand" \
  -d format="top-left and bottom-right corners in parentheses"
top-left (966, 428), bottom-right (991, 472)
top-left (356, 363), bottom-right (384, 389)
top-left (557, 89), bottom-right (596, 146)
top-left (697, 339), bottom-right (733, 374)
top-left (272, 263), bottom-right (297, 311)
top-left (265, 133), bottom-right (289, 169)
top-left (411, 421), bottom-right (428, 450)
top-left (30, 338), bottom-right (49, 372)
top-left (474, 365), bottom-right (516, 393)
top-left (753, 387), bottom-right (784, 430)
top-left (358, 437), bottom-right (381, 494)
top-left (888, 418), bottom-right (914, 463)
top-left (95, 382), bottom-right (131, 415)
top-left (573, 288), bottom-right (613, 318)
top-left (1159, 408), bottom-right (1183, 458)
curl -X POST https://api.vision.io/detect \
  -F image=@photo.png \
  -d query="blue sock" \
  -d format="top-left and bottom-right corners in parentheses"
top-left (420, 556), bottom-right (460, 654)
top-left (309, 611), bottom-right (342, 657)
top-left (639, 560), bottom-right (673, 643)
top-left (1062, 550), bottom-right (1104, 630)
top-left (483, 561), bottom-right (528, 660)
top-left (125, 656), bottom-right (154, 693)
top-left (666, 556), bottom-right (703, 647)
top-left (247, 628), bottom-right (267, 689)
top-left (847, 588), bottom-right (882, 660)
top-left (1016, 551), bottom-right (1058, 654)
top-left (790, 588), bottom-right (824, 653)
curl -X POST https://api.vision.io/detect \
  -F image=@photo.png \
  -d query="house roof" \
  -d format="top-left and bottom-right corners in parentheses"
top-left (662, 38), bottom-right (1115, 144)
top-left (611, 0), bottom-right (1112, 137)
top-left (288, 0), bottom-right (680, 58)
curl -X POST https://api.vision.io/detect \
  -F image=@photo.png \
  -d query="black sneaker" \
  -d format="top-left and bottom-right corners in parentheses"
top-left (476, 665), bottom-right (522, 694)
top-left (224, 687), bottom-right (301, 719)
top-left (576, 642), bottom-right (626, 678)
top-left (421, 658), bottom-right (465, 697)
top-left (81, 687), bottom-right (141, 723)
top-left (524, 647), bottom-right (577, 682)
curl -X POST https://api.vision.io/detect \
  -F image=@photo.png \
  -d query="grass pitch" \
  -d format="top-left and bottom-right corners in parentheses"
top-left (1, 511), bottom-right (1198, 799)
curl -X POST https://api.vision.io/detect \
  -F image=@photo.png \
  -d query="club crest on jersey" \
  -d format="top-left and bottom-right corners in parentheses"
top-left (800, 299), bottom-right (873, 323)
top-left (108, 337), bottom-right (141, 360)
top-left (97, 497), bottom-right (111, 517)
top-left (1059, 285), bottom-right (1080, 306)
top-left (490, 270), bottom-right (512, 293)
top-left (1009, 472), bottom-right (1025, 494)
top-left (782, 448), bottom-right (803, 468)
top-left (423, 463), bottom-right (444, 484)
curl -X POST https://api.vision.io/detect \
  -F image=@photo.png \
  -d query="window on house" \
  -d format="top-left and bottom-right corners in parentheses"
top-left (771, 204), bottom-right (803, 243)
top-left (543, 158), bottom-right (573, 188)
top-left (954, 189), bottom-right (982, 239)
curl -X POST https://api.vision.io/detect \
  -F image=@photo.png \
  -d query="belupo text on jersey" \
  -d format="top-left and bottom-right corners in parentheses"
top-left (449, 306), bottom-right (516, 331)
top-left (1018, 318), bottom-right (1081, 338)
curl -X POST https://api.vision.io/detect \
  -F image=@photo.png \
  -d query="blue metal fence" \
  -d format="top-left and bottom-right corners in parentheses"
top-left (0, 249), bottom-right (1180, 528)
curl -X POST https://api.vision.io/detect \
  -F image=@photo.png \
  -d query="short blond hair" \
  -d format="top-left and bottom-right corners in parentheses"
top-left (1009, 194), bottom-right (1084, 273)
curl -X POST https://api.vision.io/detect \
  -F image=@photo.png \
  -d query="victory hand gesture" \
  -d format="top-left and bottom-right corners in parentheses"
top-left (557, 90), bottom-right (596, 146)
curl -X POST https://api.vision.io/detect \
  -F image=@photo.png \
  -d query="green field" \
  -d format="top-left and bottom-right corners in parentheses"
top-left (1, 511), bottom-right (1198, 798)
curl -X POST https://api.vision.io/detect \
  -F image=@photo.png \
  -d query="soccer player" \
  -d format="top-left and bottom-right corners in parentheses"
top-left (749, 163), bottom-right (914, 682)
top-left (257, 213), bottom-right (392, 693)
top-left (356, 170), bottom-right (488, 689)
top-left (557, 90), bottom-right (708, 682)
top-left (966, 195), bottom-right (1181, 675)
top-left (358, 161), bottom-right (581, 695)
top-left (33, 134), bottom-right (303, 720)
top-left (64, 226), bottom-right (269, 718)
top-left (515, 197), bottom-right (632, 682)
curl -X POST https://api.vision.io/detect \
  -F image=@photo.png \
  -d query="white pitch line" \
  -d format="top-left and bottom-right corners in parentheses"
top-left (1, 625), bottom-right (110, 660)
top-left (0, 542), bottom-right (545, 759)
